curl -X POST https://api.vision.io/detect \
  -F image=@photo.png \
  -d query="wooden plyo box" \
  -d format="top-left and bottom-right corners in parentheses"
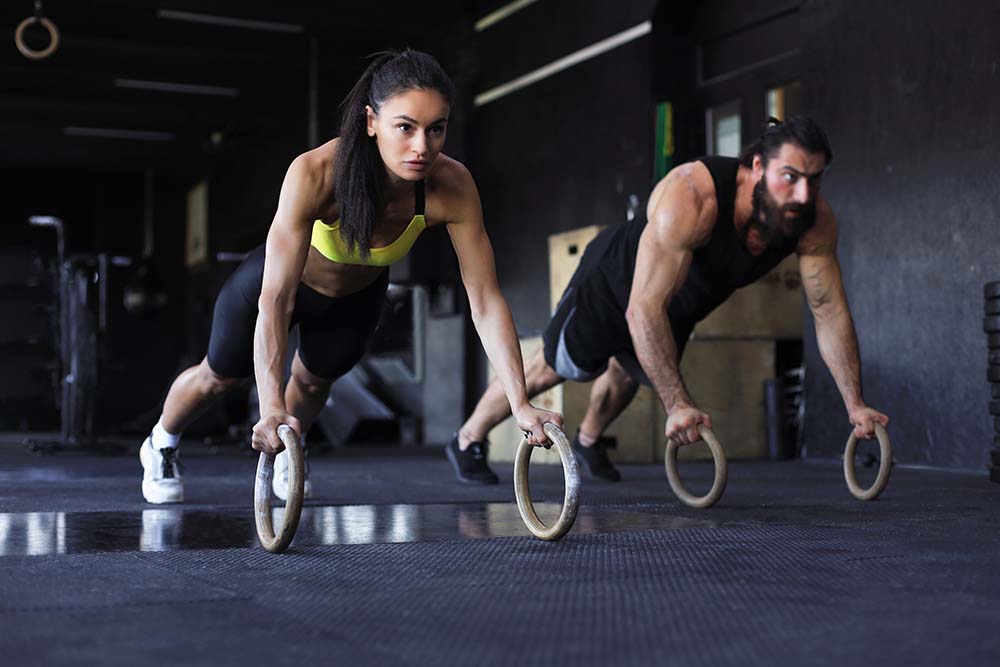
top-left (655, 338), bottom-right (776, 462)
top-left (547, 225), bottom-right (606, 313)
top-left (694, 255), bottom-right (803, 339)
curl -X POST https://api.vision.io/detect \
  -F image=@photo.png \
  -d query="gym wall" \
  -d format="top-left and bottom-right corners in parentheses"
top-left (799, 0), bottom-right (1000, 468)
top-left (470, 0), bottom-right (659, 335)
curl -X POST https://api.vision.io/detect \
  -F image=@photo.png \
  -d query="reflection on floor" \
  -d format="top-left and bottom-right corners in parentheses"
top-left (0, 503), bottom-right (717, 557)
top-left (2, 443), bottom-right (999, 665)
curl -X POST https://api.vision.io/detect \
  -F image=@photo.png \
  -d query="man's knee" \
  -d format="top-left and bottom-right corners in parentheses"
top-left (525, 348), bottom-right (563, 388)
top-left (606, 358), bottom-right (639, 392)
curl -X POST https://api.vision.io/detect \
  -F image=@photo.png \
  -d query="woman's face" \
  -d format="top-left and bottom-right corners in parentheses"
top-left (367, 88), bottom-right (450, 182)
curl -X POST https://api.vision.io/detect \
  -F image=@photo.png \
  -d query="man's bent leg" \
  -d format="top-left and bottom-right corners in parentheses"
top-left (571, 357), bottom-right (637, 482)
top-left (458, 348), bottom-right (565, 448)
top-left (447, 349), bottom-right (565, 485)
top-left (450, 264), bottom-right (606, 483)
top-left (578, 357), bottom-right (639, 444)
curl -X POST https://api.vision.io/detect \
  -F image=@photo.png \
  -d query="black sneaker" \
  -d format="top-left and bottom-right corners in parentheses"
top-left (446, 435), bottom-right (499, 485)
top-left (572, 432), bottom-right (622, 482)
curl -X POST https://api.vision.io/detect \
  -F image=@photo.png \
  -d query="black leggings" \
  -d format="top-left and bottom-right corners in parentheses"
top-left (206, 244), bottom-right (388, 380)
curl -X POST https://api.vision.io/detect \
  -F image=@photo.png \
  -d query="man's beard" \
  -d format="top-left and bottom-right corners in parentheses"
top-left (743, 176), bottom-right (817, 250)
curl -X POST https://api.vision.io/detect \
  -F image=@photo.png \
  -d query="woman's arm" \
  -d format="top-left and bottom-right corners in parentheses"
top-left (251, 155), bottom-right (322, 453)
top-left (443, 163), bottom-right (563, 444)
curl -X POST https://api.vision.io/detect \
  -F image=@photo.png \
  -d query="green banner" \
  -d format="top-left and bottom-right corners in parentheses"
top-left (653, 101), bottom-right (674, 181)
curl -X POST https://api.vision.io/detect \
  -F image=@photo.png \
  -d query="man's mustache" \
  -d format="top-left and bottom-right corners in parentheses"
top-left (781, 204), bottom-right (810, 216)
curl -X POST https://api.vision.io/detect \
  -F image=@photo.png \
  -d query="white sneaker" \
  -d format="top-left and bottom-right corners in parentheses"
top-left (273, 448), bottom-right (312, 501)
top-left (139, 437), bottom-right (184, 504)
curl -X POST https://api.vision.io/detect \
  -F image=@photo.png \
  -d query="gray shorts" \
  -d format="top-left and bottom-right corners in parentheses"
top-left (541, 286), bottom-right (661, 389)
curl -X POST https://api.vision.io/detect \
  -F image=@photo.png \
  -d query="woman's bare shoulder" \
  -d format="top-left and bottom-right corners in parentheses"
top-left (298, 138), bottom-right (338, 178)
top-left (284, 139), bottom-right (339, 205)
top-left (428, 153), bottom-right (475, 199)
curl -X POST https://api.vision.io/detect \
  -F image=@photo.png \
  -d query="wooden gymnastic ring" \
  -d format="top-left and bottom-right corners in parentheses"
top-left (254, 425), bottom-right (305, 553)
top-left (844, 423), bottom-right (892, 501)
top-left (513, 423), bottom-right (580, 541)
top-left (15, 17), bottom-right (60, 60)
top-left (664, 424), bottom-right (728, 508)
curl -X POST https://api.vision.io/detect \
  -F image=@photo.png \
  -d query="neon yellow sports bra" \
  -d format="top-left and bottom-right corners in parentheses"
top-left (311, 180), bottom-right (426, 267)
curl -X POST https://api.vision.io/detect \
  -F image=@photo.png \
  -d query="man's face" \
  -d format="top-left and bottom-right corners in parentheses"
top-left (749, 143), bottom-right (827, 247)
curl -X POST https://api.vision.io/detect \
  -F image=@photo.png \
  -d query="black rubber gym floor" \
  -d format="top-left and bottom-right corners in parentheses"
top-left (2, 439), bottom-right (998, 666)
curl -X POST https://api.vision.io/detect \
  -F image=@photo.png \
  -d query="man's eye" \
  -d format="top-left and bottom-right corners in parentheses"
top-left (783, 173), bottom-right (796, 184)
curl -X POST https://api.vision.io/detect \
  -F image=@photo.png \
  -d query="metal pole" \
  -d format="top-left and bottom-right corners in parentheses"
top-left (308, 36), bottom-right (319, 148)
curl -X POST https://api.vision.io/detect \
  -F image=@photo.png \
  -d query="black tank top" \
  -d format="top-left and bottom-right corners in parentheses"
top-left (590, 156), bottom-right (798, 340)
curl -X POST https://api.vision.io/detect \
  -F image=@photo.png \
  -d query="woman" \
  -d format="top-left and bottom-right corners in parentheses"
top-left (140, 49), bottom-right (562, 504)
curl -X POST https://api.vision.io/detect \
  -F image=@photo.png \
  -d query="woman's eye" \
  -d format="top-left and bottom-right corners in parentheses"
top-left (428, 126), bottom-right (444, 136)
top-left (397, 124), bottom-right (412, 132)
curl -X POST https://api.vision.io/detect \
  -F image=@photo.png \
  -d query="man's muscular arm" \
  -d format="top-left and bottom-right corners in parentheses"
top-left (626, 167), bottom-right (713, 444)
top-left (798, 200), bottom-right (888, 438)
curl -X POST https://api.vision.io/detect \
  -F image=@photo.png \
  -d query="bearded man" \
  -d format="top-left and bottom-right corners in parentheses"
top-left (446, 116), bottom-right (889, 485)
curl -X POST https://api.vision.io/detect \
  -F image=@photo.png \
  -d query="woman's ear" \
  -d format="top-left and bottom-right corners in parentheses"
top-left (365, 105), bottom-right (376, 138)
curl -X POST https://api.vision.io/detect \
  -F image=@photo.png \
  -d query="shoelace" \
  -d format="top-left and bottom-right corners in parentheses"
top-left (160, 447), bottom-right (182, 479)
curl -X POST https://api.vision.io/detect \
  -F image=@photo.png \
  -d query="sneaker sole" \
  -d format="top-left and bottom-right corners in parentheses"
top-left (445, 444), bottom-right (499, 485)
top-left (141, 480), bottom-right (184, 504)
